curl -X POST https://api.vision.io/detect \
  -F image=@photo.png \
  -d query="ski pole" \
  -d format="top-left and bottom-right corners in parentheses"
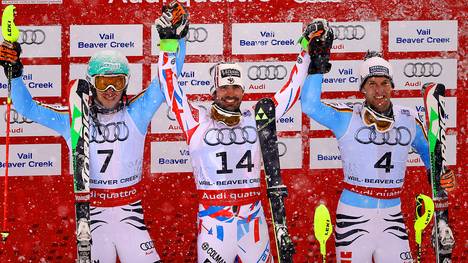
top-left (1, 4), bottom-right (19, 242)
top-left (314, 204), bottom-right (332, 263)
top-left (414, 194), bottom-right (434, 263)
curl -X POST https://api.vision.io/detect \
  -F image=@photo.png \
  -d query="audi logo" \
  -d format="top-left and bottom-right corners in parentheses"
top-left (403, 62), bottom-right (442, 78)
top-left (186, 27), bottom-right (208, 43)
top-left (354, 126), bottom-right (412, 146)
top-left (247, 65), bottom-right (288, 81)
top-left (400, 251), bottom-right (413, 260)
top-left (90, 121), bottom-right (129, 144)
top-left (4, 108), bottom-right (33, 124)
top-left (18, 29), bottom-right (46, 45)
top-left (331, 25), bottom-right (365, 40)
top-left (139, 241), bottom-right (155, 251)
top-left (204, 126), bottom-right (257, 146)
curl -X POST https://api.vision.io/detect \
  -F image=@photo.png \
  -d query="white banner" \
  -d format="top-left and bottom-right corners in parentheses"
top-left (150, 141), bottom-right (192, 173)
top-left (232, 23), bottom-right (302, 54)
top-left (0, 105), bottom-right (62, 137)
top-left (70, 25), bottom-right (143, 57)
top-left (240, 61), bottom-right (296, 93)
top-left (330, 21), bottom-right (381, 53)
top-left (0, 65), bottom-right (62, 98)
top-left (391, 59), bottom-right (457, 90)
top-left (0, 25), bottom-right (61, 58)
top-left (388, 20), bottom-right (458, 52)
top-left (0, 144), bottom-right (62, 176)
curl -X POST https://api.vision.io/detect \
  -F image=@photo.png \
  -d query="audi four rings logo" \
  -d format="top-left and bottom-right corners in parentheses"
top-left (403, 62), bottom-right (443, 77)
top-left (4, 108), bottom-right (33, 124)
top-left (331, 25), bottom-right (366, 40)
top-left (18, 29), bottom-right (46, 45)
top-left (400, 251), bottom-right (412, 260)
top-left (187, 27), bottom-right (208, 43)
top-left (166, 107), bottom-right (176, 121)
top-left (139, 241), bottom-right (155, 251)
top-left (90, 121), bottom-right (129, 143)
top-left (277, 141), bottom-right (287, 157)
top-left (204, 126), bottom-right (257, 146)
top-left (354, 126), bottom-right (412, 146)
top-left (247, 65), bottom-right (288, 81)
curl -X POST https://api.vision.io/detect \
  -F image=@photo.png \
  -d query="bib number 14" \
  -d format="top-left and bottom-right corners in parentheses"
top-left (216, 150), bottom-right (254, 174)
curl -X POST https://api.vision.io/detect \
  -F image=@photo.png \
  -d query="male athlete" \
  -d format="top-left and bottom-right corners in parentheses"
top-left (0, 40), bottom-right (176, 262)
top-left (155, 5), bottom-right (330, 263)
top-left (300, 19), bottom-right (455, 263)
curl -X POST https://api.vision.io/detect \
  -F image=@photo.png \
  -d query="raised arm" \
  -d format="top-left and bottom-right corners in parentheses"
top-left (155, 8), bottom-right (199, 143)
top-left (11, 77), bottom-right (70, 140)
top-left (273, 50), bottom-right (310, 118)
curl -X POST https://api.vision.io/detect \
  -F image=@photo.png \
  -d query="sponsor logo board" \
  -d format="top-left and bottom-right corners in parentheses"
top-left (150, 141), bottom-right (192, 173)
top-left (391, 59), bottom-right (457, 90)
top-left (389, 20), bottom-right (458, 52)
top-left (329, 21), bottom-right (381, 53)
top-left (70, 25), bottom-right (143, 57)
top-left (0, 65), bottom-right (62, 97)
top-left (0, 25), bottom-right (61, 58)
top-left (0, 144), bottom-right (62, 176)
top-left (0, 105), bottom-right (61, 137)
top-left (232, 23), bottom-right (302, 54)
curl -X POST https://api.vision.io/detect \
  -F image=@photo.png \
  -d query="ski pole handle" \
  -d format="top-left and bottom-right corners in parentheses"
top-left (414, 194), bottom-right (434, 262)
top-left (314, 204), bottom-right (332, 262)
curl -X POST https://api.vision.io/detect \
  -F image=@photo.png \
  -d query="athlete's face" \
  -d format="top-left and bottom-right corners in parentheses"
top-left (95, 88), bottom-right (124, 110)
top-left (213, 85), bottom-right (244, 111)
top-left (362, 76), bottom-right (392, 113)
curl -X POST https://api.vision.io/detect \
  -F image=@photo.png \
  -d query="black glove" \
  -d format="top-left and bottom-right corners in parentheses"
top-left (300, 19), bottom-right (334, 74)
top-left (155, 1), bottom-right (189, 40)
top-left (0, 41), bottom-right (23, 78)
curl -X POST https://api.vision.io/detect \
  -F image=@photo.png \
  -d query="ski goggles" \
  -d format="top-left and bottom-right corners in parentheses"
top-left (92, 75), bottom-right (128, 92)
top-left (362, 105), bottom-right (394, 133)
top-left (211, 103), bottom-right (242, 127)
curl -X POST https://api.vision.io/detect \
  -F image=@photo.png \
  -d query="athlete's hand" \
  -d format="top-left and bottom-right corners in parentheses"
top-left (440, 169), bottom-right (456, 193)
top-left (0, 41), bottom-right (23, 78)
top-left (299, 19), bottom-right (334, 74)
top-left (431, 219), bottom-right (455, 253)
top-left (155, 1), bottom-right (189, 40)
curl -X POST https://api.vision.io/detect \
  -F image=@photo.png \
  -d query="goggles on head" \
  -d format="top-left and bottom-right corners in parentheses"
top-left (92, 74), bottom-right (128, 92)
top-left (361, 105), bottom-right (394, 133)
top-left (211, 103), bottom-right (242, 127)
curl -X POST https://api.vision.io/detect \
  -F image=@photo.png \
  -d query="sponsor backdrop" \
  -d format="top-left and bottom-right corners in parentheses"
top-left (0, 0), bottom-right (466, 262)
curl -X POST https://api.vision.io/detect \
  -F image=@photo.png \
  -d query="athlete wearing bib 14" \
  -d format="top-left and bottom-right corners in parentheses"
top-left (0, 41), bottom-right (176, 262)
top-left (300, 19), bottom-right (455, 263)
top-left (155, 6), bottom-right (324, 262)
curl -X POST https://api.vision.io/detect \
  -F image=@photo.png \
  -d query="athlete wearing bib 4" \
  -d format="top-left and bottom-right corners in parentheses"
top-left (155, 4), bottom-right (313, 262)
top-left (0, 42), bottom-right (167, 262)
top-left (300, 20), bottom-right (455, 262)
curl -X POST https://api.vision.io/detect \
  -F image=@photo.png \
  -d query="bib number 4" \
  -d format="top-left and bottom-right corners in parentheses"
top-left (374, 152), bottom-right (394, 173)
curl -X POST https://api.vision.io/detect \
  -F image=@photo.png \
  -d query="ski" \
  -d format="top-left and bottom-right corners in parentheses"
top-left (422, 82), bottom-right (452, 263)
top-left (69, 79), bottom-right (92, 263)
top-left (255, 98), bottom-right (295, 263)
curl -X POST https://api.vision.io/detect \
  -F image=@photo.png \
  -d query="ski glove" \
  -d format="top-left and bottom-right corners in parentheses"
top-left (299, 19), bottom-right (334, 74)
top-left (155, 1), bottom-right (189, 51)
top-left (0, 41), bottom-right (23, 79)
top-left (431, 219), bottom-right (455, 252)
top-left (440, 169), bottom-right (456, 192)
